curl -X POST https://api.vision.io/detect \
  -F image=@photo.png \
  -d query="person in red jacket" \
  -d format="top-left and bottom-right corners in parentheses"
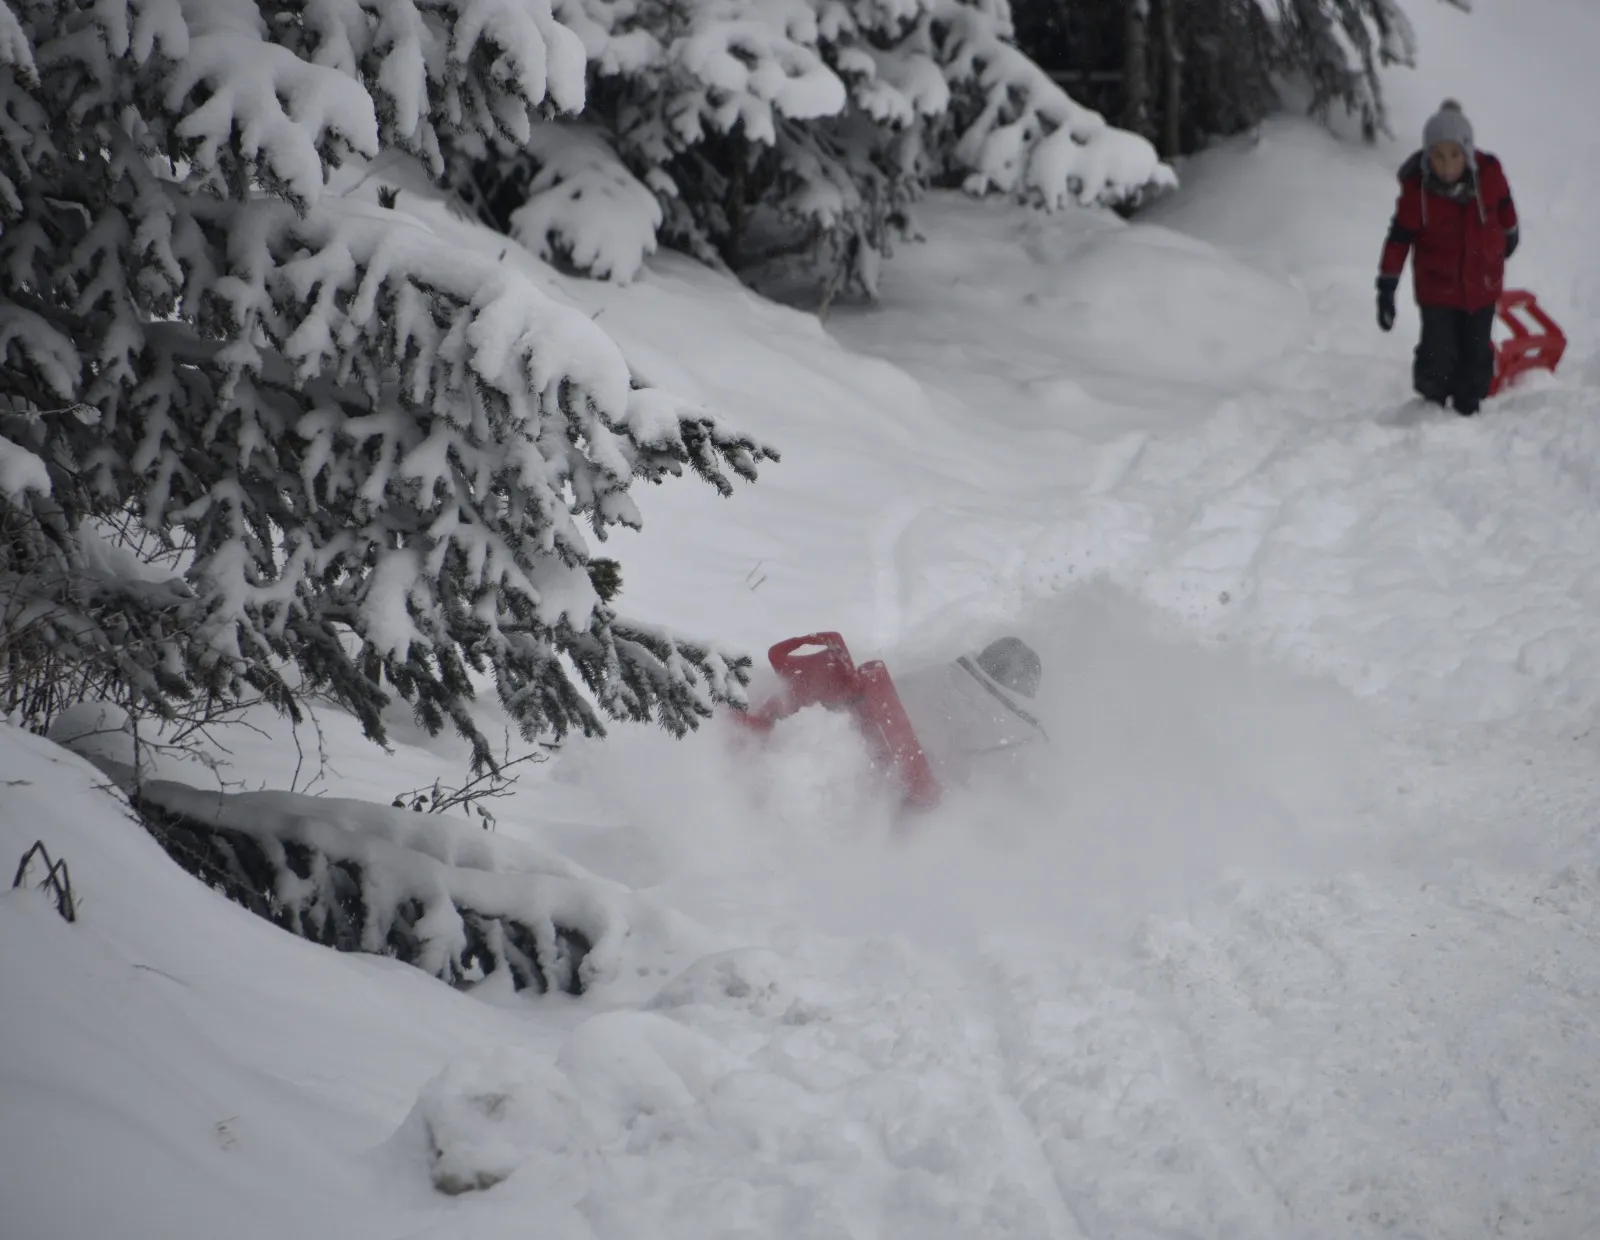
top-left (1377, 99), bottom-right (1520, 416)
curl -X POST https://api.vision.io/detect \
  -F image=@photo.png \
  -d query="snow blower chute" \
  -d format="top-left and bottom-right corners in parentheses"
top-left (732, 632), bottom-right (942, 812)
top-left (1491, 289), bottom-right (1567, 395)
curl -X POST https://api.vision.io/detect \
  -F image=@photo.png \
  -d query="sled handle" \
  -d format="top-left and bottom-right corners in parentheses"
top-left (1497, 289), bottom-right (1563, 341)
top-left (1491, 289), bottom-right (1567, 395)
top-left (767, 632), bottom-right (860, 708)
top-left (854, 660), bottom-right (941, 812)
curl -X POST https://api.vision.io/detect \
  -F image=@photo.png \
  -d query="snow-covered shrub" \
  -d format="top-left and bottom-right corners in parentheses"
top-left (394, 1016), bottom-right (740, 1197)
top-left (0, 0), bottom-right (775, 766)
top-left (127, 774), bottom-right (637, 995)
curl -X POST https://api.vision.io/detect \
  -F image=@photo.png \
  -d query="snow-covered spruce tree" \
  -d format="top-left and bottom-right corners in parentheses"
top-left (1271, 0), bottom-right (1470, 139)
top-left (0, 0), bottom-right (775, 766)
top-left (456, 0), bottom-right (879, 283)
top-left (1004, 0), bottom-right (1466, 157)
top-left (455, 0), bottom-right (1171, 299)
top-left (1177, 0), bottom-right (1279, 146)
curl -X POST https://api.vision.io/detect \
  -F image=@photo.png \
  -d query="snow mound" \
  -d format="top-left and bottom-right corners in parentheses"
top-left (0, 724), bottom-right (616, 1240)
top-left (557, 1008), bottom-right (748, 1137)
top-left (400, 1046), bottom-right (599, 1197)
top-left (379, 936), bottom-right (1070, 1235)
top-left (834, 192), bottom-right (1308, 434)
top-left (0, 432), bottom-right (48, 501)
top-left (1058, 225), bottom-right (1311, 383)
top-left (44, 699), bottom-right (139, 769)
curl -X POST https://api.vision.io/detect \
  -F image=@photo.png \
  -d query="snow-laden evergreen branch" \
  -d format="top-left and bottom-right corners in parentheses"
top-left (458, 0), bottom-right (1173, 296)
top-left (1271, 0), bottom-right (1470, 138)
top-left (935, 0), bottom-right (1178, 209)
top-left (0, 0), bottom-right (775, 764)
top-left (508, 122), bottom-right (663, 282)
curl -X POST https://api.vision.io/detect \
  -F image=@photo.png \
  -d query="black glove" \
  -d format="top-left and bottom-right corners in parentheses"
top-left (1505, 225), bottom-right (1520, 260)
top-left (1376, 276), bottom-right (1397, 332)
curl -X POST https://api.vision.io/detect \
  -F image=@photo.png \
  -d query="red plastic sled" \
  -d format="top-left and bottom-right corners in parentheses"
top-left (1491, 289), bottom-right (1567, 395)
top-left (734, 632), bottom-right (941, 812)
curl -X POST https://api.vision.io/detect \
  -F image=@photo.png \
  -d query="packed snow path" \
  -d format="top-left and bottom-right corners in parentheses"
top-left (827, 180), bottom-right (1600, 741)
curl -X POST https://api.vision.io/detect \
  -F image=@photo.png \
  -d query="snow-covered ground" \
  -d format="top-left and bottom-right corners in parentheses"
top-left (6, 1), bottom-right (1600, 1238)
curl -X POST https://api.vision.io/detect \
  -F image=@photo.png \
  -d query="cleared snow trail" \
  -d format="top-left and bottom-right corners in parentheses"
top-left (956, 854), bottom-right (1600, 1240)
top-left (980, 942), bottom-right (1293, 1240)
top-left (795, 8), bottom-right (1600, 1231)
top-left (830, 181), bottom-right (1600, 739)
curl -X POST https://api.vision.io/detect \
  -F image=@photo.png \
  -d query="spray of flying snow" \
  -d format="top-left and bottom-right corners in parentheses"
top-left (572, 582), bottom-right (1389, 953)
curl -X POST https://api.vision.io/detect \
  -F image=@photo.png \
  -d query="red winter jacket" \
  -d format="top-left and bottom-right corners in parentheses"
top-left (1379, 150), bottom-right (1519, 311)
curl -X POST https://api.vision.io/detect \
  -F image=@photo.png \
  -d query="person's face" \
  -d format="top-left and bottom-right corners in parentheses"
top-left (1429, 141), bottom-right (1467, 184)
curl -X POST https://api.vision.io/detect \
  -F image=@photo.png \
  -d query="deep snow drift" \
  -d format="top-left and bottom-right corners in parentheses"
top-left (7, 1), bottom-right (1600, 1238)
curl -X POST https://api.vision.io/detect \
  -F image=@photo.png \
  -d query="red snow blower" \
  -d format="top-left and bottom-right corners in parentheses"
top-left (1491, 289), bottom-right (1567, 395)
top-left (732, 632), bottom-right (942, 812)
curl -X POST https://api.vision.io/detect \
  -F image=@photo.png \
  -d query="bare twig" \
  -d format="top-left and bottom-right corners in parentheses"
top-left (289, 700), bottom-right (332, 796)
top-left (12, 840), bottom-right (77, 923)
top-left (392, 730), bottom-right (555, 830)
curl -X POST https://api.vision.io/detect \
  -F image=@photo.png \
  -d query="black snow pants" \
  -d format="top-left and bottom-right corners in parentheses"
top-left (1414, 304), bottom-right (1497, 415)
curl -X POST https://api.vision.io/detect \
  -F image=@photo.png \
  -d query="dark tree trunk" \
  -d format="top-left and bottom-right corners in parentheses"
top-left (1160, 0), bottom-right (1184, 158)
top-left (1008, 0), bottom-right (1283, 158)
top-left (1122, 0), bottom-right (1154, 140)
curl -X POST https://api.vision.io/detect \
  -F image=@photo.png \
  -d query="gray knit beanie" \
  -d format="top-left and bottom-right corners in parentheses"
top-left (975, 636), bottom-right (1042, 700)
top-left (1423, 99), bottom-right (1475, 166)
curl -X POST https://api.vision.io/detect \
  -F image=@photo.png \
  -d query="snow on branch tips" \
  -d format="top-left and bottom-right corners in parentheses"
top-left (105, 765), bottom-right (644, 997)
top-left (1266, 0), bottom-right (1446, 138)
top-left (509, 124), bottom-right (663, 283)
top-left (484, 0), bottom-right (1173, 298)
top-left (0, 436), bottom-right (49, 503)
top-left (0, 0), bottom-right (775, 762)
top-left (935, 0), bottom-right (1174, 208)
top-left (160, 0), bottom-right (377, 210)
top-left (672, 10), bottom-right (847, 145)
top-left (0, 1), bottom-right (36, 80)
